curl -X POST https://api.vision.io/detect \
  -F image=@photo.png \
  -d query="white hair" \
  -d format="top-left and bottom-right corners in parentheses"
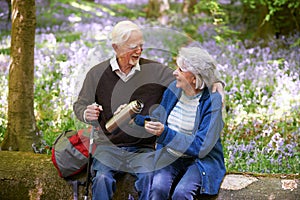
top-left (177, 47), bottom-right (220, 89)
top-left (110, 21), bottom-right (142, 45)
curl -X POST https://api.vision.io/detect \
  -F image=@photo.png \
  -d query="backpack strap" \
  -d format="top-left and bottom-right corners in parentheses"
top-left (66, 179), bottom-right (85, 200)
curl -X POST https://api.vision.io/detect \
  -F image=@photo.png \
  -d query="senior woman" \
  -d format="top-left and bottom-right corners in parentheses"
top-left (135, 46), bottom-right (226, 199)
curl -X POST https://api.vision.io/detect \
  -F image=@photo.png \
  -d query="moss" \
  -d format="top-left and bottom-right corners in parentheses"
top-left (0, 151), bottom-right (137, 200)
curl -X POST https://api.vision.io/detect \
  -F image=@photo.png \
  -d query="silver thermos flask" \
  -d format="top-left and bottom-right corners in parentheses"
top-left (105, 100), bottom-right (144, 133)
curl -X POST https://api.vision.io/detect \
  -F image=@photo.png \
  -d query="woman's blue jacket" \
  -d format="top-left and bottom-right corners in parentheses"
top-left (135, 80), bottom-right (226, 195)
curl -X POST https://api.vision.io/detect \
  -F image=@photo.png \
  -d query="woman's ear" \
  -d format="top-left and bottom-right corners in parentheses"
top-left (112, 44), bottom-right (117, 51)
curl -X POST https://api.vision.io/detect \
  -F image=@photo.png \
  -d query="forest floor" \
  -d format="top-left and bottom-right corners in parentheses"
top-left (217, 174), bottom-right (299, 200)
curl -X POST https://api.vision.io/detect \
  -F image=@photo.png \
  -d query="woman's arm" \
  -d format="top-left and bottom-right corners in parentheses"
top-left (149, 93), bottom-right (224, 159)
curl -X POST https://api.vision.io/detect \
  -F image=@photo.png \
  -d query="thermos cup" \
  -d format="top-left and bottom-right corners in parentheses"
top-left (105, 100), bottom-right (144, 133)
top-left (144, 117), bottom-right (159, 126)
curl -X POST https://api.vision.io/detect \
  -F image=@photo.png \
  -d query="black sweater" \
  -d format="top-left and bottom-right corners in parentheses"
top-left (73, 58), bottom-right (174, 148)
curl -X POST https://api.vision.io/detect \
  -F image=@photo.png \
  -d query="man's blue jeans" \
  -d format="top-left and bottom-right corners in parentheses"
top-left (150, 156), bottom-right (201, 200)
top-left (91, 146), bottom-right (154, 200)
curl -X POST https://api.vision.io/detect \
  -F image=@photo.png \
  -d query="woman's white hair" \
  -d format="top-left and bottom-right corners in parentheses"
top-left (176, 47), bottom-right (220, 89)
top-left (110, 21), bottom-right (142, 45)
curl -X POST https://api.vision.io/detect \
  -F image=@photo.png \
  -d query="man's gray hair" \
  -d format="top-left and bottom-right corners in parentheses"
top-left (110, 21), bottom-right (142, 45)
top-left (177, 47), bottom-right (220, 89)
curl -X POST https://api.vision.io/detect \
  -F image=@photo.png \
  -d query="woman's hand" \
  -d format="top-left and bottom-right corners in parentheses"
top-left (144, 121), bottom-right (164, 136)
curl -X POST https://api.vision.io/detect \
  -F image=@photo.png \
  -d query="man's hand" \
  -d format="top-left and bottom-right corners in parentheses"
top-left (113, 104), bottom-right (128, 115)
top-left (84, 103), bottom-right (103, 122)
top-left (212, 82), bottom-right (225, 106)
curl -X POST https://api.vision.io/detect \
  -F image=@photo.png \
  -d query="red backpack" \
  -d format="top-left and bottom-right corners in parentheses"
top-left (51, 128), bottom-right (91, 178)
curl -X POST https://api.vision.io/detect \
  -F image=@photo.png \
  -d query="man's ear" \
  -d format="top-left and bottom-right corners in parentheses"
top-left (192, 78), bottom-right (196, 84)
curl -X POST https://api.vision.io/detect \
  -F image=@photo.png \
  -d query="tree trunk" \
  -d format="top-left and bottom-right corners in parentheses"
top-left (253, 4), bottom-right (274, 41)
top-left (182, 0), bottom-right (197, 15)
top-left (146, 0), bottom-right (170, 24)
top-left (146, 0), bottom-right (161, 18)
top-left (1, 0), bottom-right (38, 151)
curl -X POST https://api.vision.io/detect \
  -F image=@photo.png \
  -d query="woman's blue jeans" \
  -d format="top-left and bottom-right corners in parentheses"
top-left (91, 146), bottom-right (154, 200)
top-left (150, 156), bottom-right (201, 200)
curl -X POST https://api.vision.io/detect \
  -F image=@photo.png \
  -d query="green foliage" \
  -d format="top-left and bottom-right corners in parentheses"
top-left (192, 0), bottom-right (240, 43)
top-left (56, 32), bottom-right (81, 43)
top-left (194, 0), bottom-right (227, 25)
top-left (241, 0), bottom-right (300, 36)
top-left (223, 110), bottom-right (300, 174)
top-left (291, 37), bottom-right (300, 48)
top-left (0, 69), bottom-right (8, 144)
top-left (0, 30), bottom-right (10, 40)
top-left (34, 65), bottom-right (88, 147)
top-left (0, 48), bottom-right (10, 55)
top-left (0, 35), bottom-right (11, 55)
top-left (242, 0), bottom-right (300, 22)
top-left (0, 114), bottom-right (6, 143)
top-left (222, 69), bottom-right (299, 173)
top-left (37, 0), bottom-right (117, 30)
top-left (109, 4), bottom-right (146, 19)
top-left (37, 4), bottom-right (65, 29)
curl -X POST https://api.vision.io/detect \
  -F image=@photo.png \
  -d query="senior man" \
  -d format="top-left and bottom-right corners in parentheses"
top-left (73, 20), bottom-right (224, 200)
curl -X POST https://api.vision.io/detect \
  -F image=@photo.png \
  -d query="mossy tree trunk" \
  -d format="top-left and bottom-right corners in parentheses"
top-left (1, 0), bottom-right (39, 151)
